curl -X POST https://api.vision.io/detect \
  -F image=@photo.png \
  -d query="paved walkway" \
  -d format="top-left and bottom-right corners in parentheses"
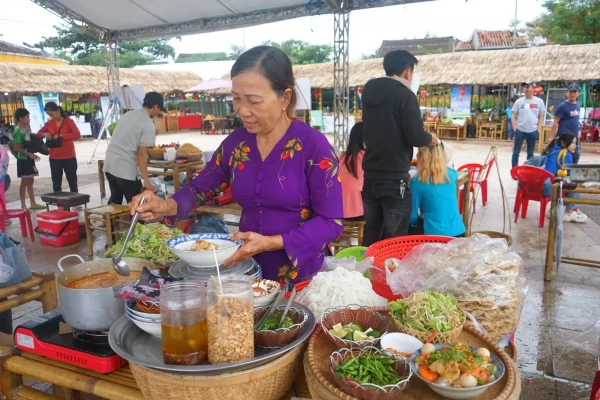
top-left (2, 133), bottom-right (600, 400)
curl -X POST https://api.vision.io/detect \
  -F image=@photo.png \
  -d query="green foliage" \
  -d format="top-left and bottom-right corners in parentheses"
top-left (24, 24), bottom-right (176, 67)
top-left (175, 45), bottom-right (246, 63)
top-left (262, 40), bottom-right (332, 65)
top-left (526, 0), bottom-right (600, 44)
top-left (360, 51), bottom-right (379, 60)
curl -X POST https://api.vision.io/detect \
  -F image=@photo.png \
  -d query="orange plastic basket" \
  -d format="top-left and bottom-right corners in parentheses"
top-left (365, 235), bottom-right (455, 269)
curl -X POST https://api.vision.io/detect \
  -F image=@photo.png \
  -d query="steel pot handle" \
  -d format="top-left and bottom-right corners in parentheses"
top-left (57, 254), bottom-right (85, 272)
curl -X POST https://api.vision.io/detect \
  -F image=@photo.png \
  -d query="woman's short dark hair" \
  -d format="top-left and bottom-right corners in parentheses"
top-left (44, 101), bottom-right (67, 118)
top-left (383, 50), bottom-right (418, 77)
top-left (231, 46), bottom-right (297, 119)
top-left (14, 108), bottom-right (30, 123)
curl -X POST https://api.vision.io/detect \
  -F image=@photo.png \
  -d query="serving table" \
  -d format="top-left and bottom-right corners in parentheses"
top-left (147, 160), bottom-right (205, 192)
top-left (544, 182), bottom-right (600, 281)
top-left (0, 347), bottom-right (307, 400)
top-left (437, 125), bottom-right (466, 141)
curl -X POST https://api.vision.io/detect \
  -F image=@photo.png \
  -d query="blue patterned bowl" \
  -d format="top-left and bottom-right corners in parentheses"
top-left (167, 233), bottom-right (243, 267)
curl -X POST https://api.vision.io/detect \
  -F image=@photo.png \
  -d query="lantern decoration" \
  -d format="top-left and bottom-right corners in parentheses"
top-left (420, 89), bottom-right (428, 97)
top-left (91, 92), bottom-right (100, 99)
top-left (193, 94), bottom-right (200, 100)
top-left (459, 87), bottom-right (466, 96)
top-left (357, 87), bottom-right (363, 95)
top-left (534, 86), bottom-right (544, 95)
top-left (313, 89), bottom-right (321, 100)
top-left (178, 94), bottom-right (185, 100)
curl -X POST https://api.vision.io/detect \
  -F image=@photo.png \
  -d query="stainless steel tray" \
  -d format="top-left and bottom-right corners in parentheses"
top-left (108, 302), bottom-right (315, 374)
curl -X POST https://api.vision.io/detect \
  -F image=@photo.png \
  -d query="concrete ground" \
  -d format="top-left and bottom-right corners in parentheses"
top-left (2, 132), bottom-right (600, 400)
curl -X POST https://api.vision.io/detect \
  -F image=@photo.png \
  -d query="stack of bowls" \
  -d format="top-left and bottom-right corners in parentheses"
top-left (125, 302), bottom-right (161, 338)
top-left (253, 279), bottom-right (281, 307)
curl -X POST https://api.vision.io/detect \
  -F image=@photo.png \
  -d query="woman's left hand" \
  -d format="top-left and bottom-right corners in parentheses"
top-left (223, 232), bottom-right (283, 266)
top-left (43, 132), bottom-right (53, 139)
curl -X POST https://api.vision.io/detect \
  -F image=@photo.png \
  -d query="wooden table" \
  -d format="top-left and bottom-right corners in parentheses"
top-left (147, 160), bottom-right (205, 192)
top-left (196, 171), bottom-right (472, 234)
top-left (538, 125), bottom-right (553, 152)
top-left (437, 125), bottom-right (466, 141)
top-left (477, 122), bottom-right (500, 139)
top-left (423, 121), bottom-right (437, 132)
top-left (544, 182), bottom-right (600, 281)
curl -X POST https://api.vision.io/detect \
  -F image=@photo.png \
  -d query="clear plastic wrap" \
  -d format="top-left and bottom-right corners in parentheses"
top-left (323, 256), bottom-right (374, 274)
top-left (573, 319), bottom-right (600, 357)
top-left (385, 234), bottom-right (528, 343)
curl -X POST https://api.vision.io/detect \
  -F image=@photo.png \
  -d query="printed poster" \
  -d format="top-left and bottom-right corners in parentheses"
top-left (450, 85), bottom-right (472, 118)
top-left (22, 96), bottom-right (45, 132)
top-left (545, 88), bottom-right (568, 125)
top-left (100, 96), bottom-right (111, 119)
top-left (310, 110), bottom-right (323, 127)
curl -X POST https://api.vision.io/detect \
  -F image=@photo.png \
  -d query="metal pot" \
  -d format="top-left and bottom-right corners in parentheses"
top-left (56, 254), bottom-right (154, 331)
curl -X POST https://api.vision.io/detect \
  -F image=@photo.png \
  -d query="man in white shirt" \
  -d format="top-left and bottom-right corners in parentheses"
top-left (511, 81), bottom-right (546, 167)
top-left (104, 92), bottom-right (165, 204)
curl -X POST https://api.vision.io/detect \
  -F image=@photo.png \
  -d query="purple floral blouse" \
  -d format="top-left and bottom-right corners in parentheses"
top-left (171, 121), bottom-right (344, 283)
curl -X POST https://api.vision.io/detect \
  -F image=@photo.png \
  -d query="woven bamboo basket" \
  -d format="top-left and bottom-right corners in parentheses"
top-left (306, 307), bottom-right (521, 400)
top-left (176, 151), bottom-right (203, 162)
top-left (471, 231), bottom-right (513, 246)
top-left (130, 343), bottom-right (304, 400)
top-left (391, 314), bottom-right (464, 344)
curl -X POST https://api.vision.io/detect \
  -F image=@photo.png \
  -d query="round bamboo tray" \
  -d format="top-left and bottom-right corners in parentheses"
top-left (306, 307), bottom-right (520, 400)
top-left (130, 343), bottom-right (304, 400)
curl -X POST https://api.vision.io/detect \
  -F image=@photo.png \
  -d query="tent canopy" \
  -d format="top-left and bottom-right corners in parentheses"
top-left (31, 0), bottom-right (433, 42)
top-left (185, 79), bottom-right (232, 93)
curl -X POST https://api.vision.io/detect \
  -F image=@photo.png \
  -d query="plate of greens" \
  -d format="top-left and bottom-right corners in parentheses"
top-left (105, 223), bottom-right (183, 264)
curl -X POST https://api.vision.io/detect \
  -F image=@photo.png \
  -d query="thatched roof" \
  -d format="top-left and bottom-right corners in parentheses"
top-left (224, 44), bottom-right (600, 88)
top-left (0, 63), bottom-right (202, 94)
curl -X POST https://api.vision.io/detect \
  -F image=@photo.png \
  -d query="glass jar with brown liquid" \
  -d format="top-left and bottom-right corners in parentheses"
top-left (160, 281), bottom-right (207, 365)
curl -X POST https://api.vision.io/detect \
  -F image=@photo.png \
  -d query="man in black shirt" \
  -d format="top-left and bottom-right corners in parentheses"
top-left (361, 50), bottom-right (439, 246)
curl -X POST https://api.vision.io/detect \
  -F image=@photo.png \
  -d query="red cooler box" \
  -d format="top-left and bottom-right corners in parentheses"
top-left (36, 210), bottom-right (80, 247)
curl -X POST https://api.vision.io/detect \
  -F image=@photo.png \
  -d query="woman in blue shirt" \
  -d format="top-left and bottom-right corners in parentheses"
top-left (541, 133), bottom-right (587, 223)
top-left (410, 142), bottom-right (466, 237)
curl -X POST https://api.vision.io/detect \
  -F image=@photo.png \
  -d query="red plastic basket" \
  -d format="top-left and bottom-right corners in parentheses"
top-left (366, 235), bottom-right (455, 268)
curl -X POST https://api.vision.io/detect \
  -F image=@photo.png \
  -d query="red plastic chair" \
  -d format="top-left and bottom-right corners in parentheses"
top-left (457, 157), bottom-right (495, 213)
top-left (0, 199), bottom-right (35, 241)
top-left (510, 165), bottom-right (555, 228)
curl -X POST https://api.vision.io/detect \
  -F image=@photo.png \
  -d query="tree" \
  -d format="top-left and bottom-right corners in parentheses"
top-left (360, 51), bottom-right (379, 60)
top-left (176, 52), bottom-right (230, 63)
top-left (526, 0), bottom-right (600, 45)
top-left (24, 24), bottom-right (176, 68)
top-left (262, 40), bottom-right (332, 65)
top-left (228, 45), bottom-right (245, 59)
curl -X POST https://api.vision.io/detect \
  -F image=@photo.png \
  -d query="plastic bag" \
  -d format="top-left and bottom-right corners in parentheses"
top-left (0, 232), bottom-right (32, 287)
top-left (323, 256), bottom-right (373, 274)
top-left (385, 234), bottom-right (528, 343)
top-left (191, 216), bottom-right (229, 234)
top-left (573, 319), bottom-right (600, 357)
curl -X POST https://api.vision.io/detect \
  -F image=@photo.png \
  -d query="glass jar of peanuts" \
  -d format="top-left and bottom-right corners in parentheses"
top-left (207, 275), bottom-right (254, 364)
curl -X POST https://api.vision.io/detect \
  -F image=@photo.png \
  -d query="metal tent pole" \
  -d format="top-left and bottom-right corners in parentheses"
top-left (88, 41), bottom-right (121, 164)
top-left (333, 10), bottom-right (350, 152)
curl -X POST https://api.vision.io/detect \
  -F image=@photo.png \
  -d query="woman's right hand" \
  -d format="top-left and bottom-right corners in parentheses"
top-left (129, 190), bottom-right (178, 222)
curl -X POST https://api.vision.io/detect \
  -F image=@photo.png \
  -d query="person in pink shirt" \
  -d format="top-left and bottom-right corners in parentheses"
top-left (340, 123), bottom-right (365, 220)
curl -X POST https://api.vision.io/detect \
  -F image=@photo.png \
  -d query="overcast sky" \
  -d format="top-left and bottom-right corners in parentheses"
top-left (0, 0), bottom-right (545, 61)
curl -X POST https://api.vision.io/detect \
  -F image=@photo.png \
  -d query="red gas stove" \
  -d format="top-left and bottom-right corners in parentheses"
top-left (13, 309), bottom-right (126, 373)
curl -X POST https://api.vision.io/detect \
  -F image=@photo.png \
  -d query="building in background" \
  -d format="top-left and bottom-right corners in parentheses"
top-left (455, 30), bottom-right (527, 51)
top-left (0, 40), bottom-right (68, 65)
top-left (376, 37), bottom-right (455, 57)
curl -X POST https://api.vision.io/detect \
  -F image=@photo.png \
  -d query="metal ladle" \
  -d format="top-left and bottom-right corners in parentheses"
top-left (111, 197), bottom-right (147, 276)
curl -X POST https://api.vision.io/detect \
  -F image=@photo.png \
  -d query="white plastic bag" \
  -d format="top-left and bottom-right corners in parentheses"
top-left (573, 319), bottom-right (600, 357)
top-left (323, 256), bottom-right (373, 274)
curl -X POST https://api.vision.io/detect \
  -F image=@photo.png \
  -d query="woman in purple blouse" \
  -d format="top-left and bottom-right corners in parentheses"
top-left (131, 46), bottom-right (344, 283)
